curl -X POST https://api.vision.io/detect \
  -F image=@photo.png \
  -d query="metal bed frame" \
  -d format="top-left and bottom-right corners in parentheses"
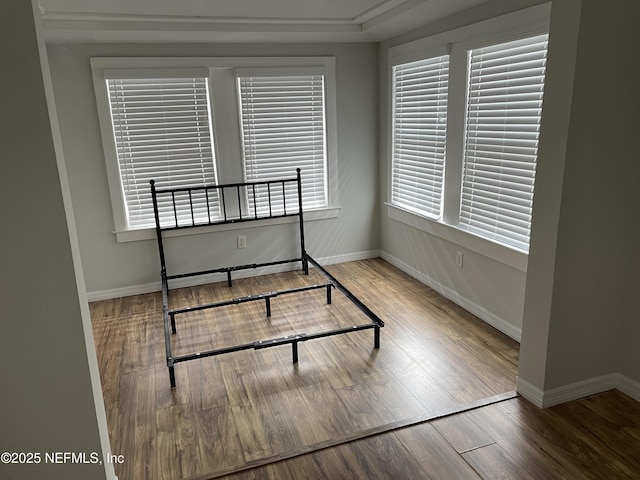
top-left (151, 169), bottom-right (384, 388)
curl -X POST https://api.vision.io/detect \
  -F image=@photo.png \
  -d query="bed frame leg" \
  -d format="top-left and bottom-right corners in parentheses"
top-left (374, 325), bottom-right (381, 349)
top-left (265, 297), bottom-right (271, 317)
top-left (292, 341), bottom-right (299, 363)
top-left (169, 365), bottom-right (176, 388)
top-left (326, 284), bottom-right (332, 304)
top-left (170, 312), bottom-right (177, 334)
top-left (227, 271), bottom-right (232, 287)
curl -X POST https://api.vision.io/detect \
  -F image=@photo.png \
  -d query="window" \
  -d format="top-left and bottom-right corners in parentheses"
top-left (460, 34), bottom-right (548, 251)
top-left (390, 27), bottom-right (549, 253)
top-left (105, 75), bottom-right (220, 229)
top-left (91, 57), bottom-right (338, 241)
top-left (237, 71), bottom-right (328, 216)
top-left (391, 55), bottom-right (449, 219)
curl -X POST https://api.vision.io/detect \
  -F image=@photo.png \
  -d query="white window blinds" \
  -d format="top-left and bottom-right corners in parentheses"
top-left (460, 34), bottom-right (549, 251)
top-left (106, 77), bottom-right (220, 229)
top-left (238, 74), bottom-right (328, 216)
top-left (391, 55), bottom-right (449, 218)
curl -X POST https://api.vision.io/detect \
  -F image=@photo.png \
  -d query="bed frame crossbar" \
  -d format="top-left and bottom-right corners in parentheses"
top-left (166, 257), bottom-right (305, 288)
top-left (151, 169), bottom-right (384, 388)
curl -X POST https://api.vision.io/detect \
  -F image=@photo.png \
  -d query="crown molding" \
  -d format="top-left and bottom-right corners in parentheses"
top-left (38, 0), bottom-right (489, 44)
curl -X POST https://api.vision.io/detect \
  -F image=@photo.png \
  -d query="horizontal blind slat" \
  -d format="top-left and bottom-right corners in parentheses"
top-left (460, 33), bottom-right (548, 251)
top-left (391, 55), bottom-right (449, 218)
top-left (238, 74), bottom-right (328, 215)
top-left (107, 76), bottom-right (220, 229)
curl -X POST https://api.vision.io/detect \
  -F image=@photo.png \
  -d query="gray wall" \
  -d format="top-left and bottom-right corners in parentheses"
top-left (16, 1), bottom-right (637, 443)
top-left (377, 0), bottom-right (547, 340)
top-left (379, 0), bottom-right (640, 401)
top-left (0, 2), bottom-right (111, 479)
top-left (47, 42), bottom-right (379, 297)
top-left (522, 0), bottom-right (640, 393)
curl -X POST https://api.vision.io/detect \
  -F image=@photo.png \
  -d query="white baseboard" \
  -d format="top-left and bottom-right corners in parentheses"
top-left (618, 374), bottom-right (640, 402)
top-left (517, 373), bottom-right (640, 408)
top-left (86, 250), bottom-right (381, 302)
top-left (88, 282), bottom-right (160, 301)
top-left (379, 251), bottom-right (522, 342)
top-left (314, 249), bottom-right (381, 266)
top-left (514, 377), bottom-right (544, 406)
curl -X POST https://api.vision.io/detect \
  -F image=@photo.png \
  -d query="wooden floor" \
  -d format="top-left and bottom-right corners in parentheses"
top-left (217, 389), bottom-right (640, 480)
top-left (89, 258), bottom-right (639, 479)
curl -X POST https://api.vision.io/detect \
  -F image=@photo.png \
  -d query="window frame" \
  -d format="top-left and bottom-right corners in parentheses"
top-left (103, 70), bottom-right (221, 230)
top-left (458, 33), bottom-right (549, 252)
top-left (91, 56), bottom-right (339, 242)
top-left (390, 48), bottom-right (450, 220)
top-left (236, 66), bottom-right (330, 215)
top-left (387, 4), bottom-right (551, 271)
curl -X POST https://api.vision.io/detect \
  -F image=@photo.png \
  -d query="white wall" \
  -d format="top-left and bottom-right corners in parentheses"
top-left (378, 0), bottom-right (547, 341)
top-left (46, 42), bottom-right (379, 298)
top-left (0, 2), bottom-right (112, 479)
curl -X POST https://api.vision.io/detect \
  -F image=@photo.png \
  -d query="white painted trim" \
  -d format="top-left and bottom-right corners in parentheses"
top-left (40, 1), bottom-right (511, 44)
top-left (32, 3), bottom-right (116, 479)
top-left (312, 249), bottom-right (382, 266)
top-left (86, 250), bottom-right (380, 301)
top-left (380, 251), bottom-right (521, 342)
top-left (542, 374), bottom-right (619, 408)
top-left (388, 3), bottom-right (551, 61)
top-left (618, 375), bottom-right (640, 402)
top-left (517, 373), bottom-right (640, 408)
top-left (88, 281), bottom-right (162, 302)
top-left (514, 377), bottom-right (544, 407)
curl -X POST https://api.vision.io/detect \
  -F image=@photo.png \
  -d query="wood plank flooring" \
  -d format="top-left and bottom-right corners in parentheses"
top-left (90, 258), bottom-right (521, 479)
top-left (215, 389), bottom-right (640, 480)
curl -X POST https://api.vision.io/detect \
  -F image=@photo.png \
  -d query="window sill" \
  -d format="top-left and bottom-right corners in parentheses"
top-left (114, 206), bottom-right (342, 243)
top-left (386, 203), bottom-right (528, 272)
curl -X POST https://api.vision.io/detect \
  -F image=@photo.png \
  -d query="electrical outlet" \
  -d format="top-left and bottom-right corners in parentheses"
top-left (237, 235), bottom-right (246, 249)
top-left (456, 250), bottom-right (463, 268)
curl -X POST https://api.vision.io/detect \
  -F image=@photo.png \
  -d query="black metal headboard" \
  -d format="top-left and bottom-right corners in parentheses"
top-left (150, 168), bottom-right (305, 231)
top-left (150, 168), bottom-right (308, 285)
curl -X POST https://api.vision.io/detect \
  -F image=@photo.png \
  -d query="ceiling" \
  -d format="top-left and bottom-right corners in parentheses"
top-left (38, 0), bottom-right (490, 43)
